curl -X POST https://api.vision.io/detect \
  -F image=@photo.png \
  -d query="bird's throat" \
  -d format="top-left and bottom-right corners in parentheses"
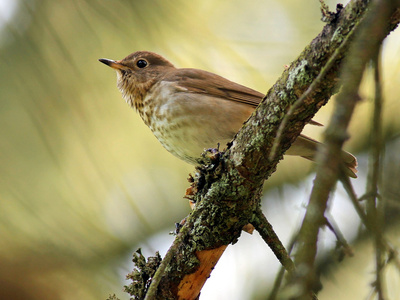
top-left (117, 76), bottom-right (156, 112)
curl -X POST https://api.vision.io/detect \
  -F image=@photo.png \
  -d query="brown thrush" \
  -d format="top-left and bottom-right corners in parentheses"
top-left (99, 51), bottom-right (357, 177)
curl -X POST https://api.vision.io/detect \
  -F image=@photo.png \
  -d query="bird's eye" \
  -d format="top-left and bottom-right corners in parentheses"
top-left (136, 59), bottom-right (148, 68)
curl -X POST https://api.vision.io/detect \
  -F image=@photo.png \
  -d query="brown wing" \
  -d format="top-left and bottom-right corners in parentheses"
top-left (164, 68), bottom-right (264, 106)
top-left (165, 68), bottom-right (323, 126)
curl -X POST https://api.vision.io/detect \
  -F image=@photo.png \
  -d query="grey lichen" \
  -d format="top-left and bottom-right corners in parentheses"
top-left (331, 26), bottom-right (344, 43)
top-left (286, 60), bottom-right (310, 90)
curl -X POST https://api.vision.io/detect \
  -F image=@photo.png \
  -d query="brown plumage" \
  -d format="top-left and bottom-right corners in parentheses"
top-left (99, 51), bottom-right (357, 177)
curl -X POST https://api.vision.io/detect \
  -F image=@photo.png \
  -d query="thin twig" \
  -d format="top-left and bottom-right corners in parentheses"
top-left (251, 206), bottom-right (295, 273)
top-left (341, 176), bottom-right (400, 273)
top-left (267, 232), bottom-right (298, 300)
top-left (325, 213), bottom-right (354, 257)
top-left (367, 47), bottom-right (386, 300)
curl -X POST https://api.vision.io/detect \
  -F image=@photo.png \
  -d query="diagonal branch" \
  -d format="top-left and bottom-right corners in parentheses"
top-left (133, 1), bottom-right (400, 299)
top-left (251, 205), bottom-right (295, 273)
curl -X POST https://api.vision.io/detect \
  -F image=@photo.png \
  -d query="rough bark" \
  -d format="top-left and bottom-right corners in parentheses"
top-left (135, 1), bottom-right (400, 299)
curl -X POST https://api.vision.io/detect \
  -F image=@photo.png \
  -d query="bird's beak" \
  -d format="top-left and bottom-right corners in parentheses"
top-left (98, 58), bottom-right (124, 70)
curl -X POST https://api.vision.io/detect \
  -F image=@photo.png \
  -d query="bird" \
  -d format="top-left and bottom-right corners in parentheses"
top-left (99, 51), bottom-right (357, 177)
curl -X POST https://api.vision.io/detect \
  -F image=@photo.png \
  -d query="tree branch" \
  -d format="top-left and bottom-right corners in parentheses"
top-left (251, 206), bottom-right (295, 273)
top-left (128, 1), bottom-right (400, 299)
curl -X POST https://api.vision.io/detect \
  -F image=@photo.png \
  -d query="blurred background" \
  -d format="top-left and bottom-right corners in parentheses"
top-left (1, 0), bottom-right (400, 299)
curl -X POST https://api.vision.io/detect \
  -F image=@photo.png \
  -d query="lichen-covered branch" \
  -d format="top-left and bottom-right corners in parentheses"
top-left (131, 0), bottom-right (400, 299)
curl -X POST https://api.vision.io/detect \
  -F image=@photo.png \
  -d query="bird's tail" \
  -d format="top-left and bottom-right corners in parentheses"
top-left (287, 135), bottom-right (358, 178)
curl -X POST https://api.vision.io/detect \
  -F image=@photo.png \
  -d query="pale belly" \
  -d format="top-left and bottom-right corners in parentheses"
top-left (140, 87), bottom-right (254, 164)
